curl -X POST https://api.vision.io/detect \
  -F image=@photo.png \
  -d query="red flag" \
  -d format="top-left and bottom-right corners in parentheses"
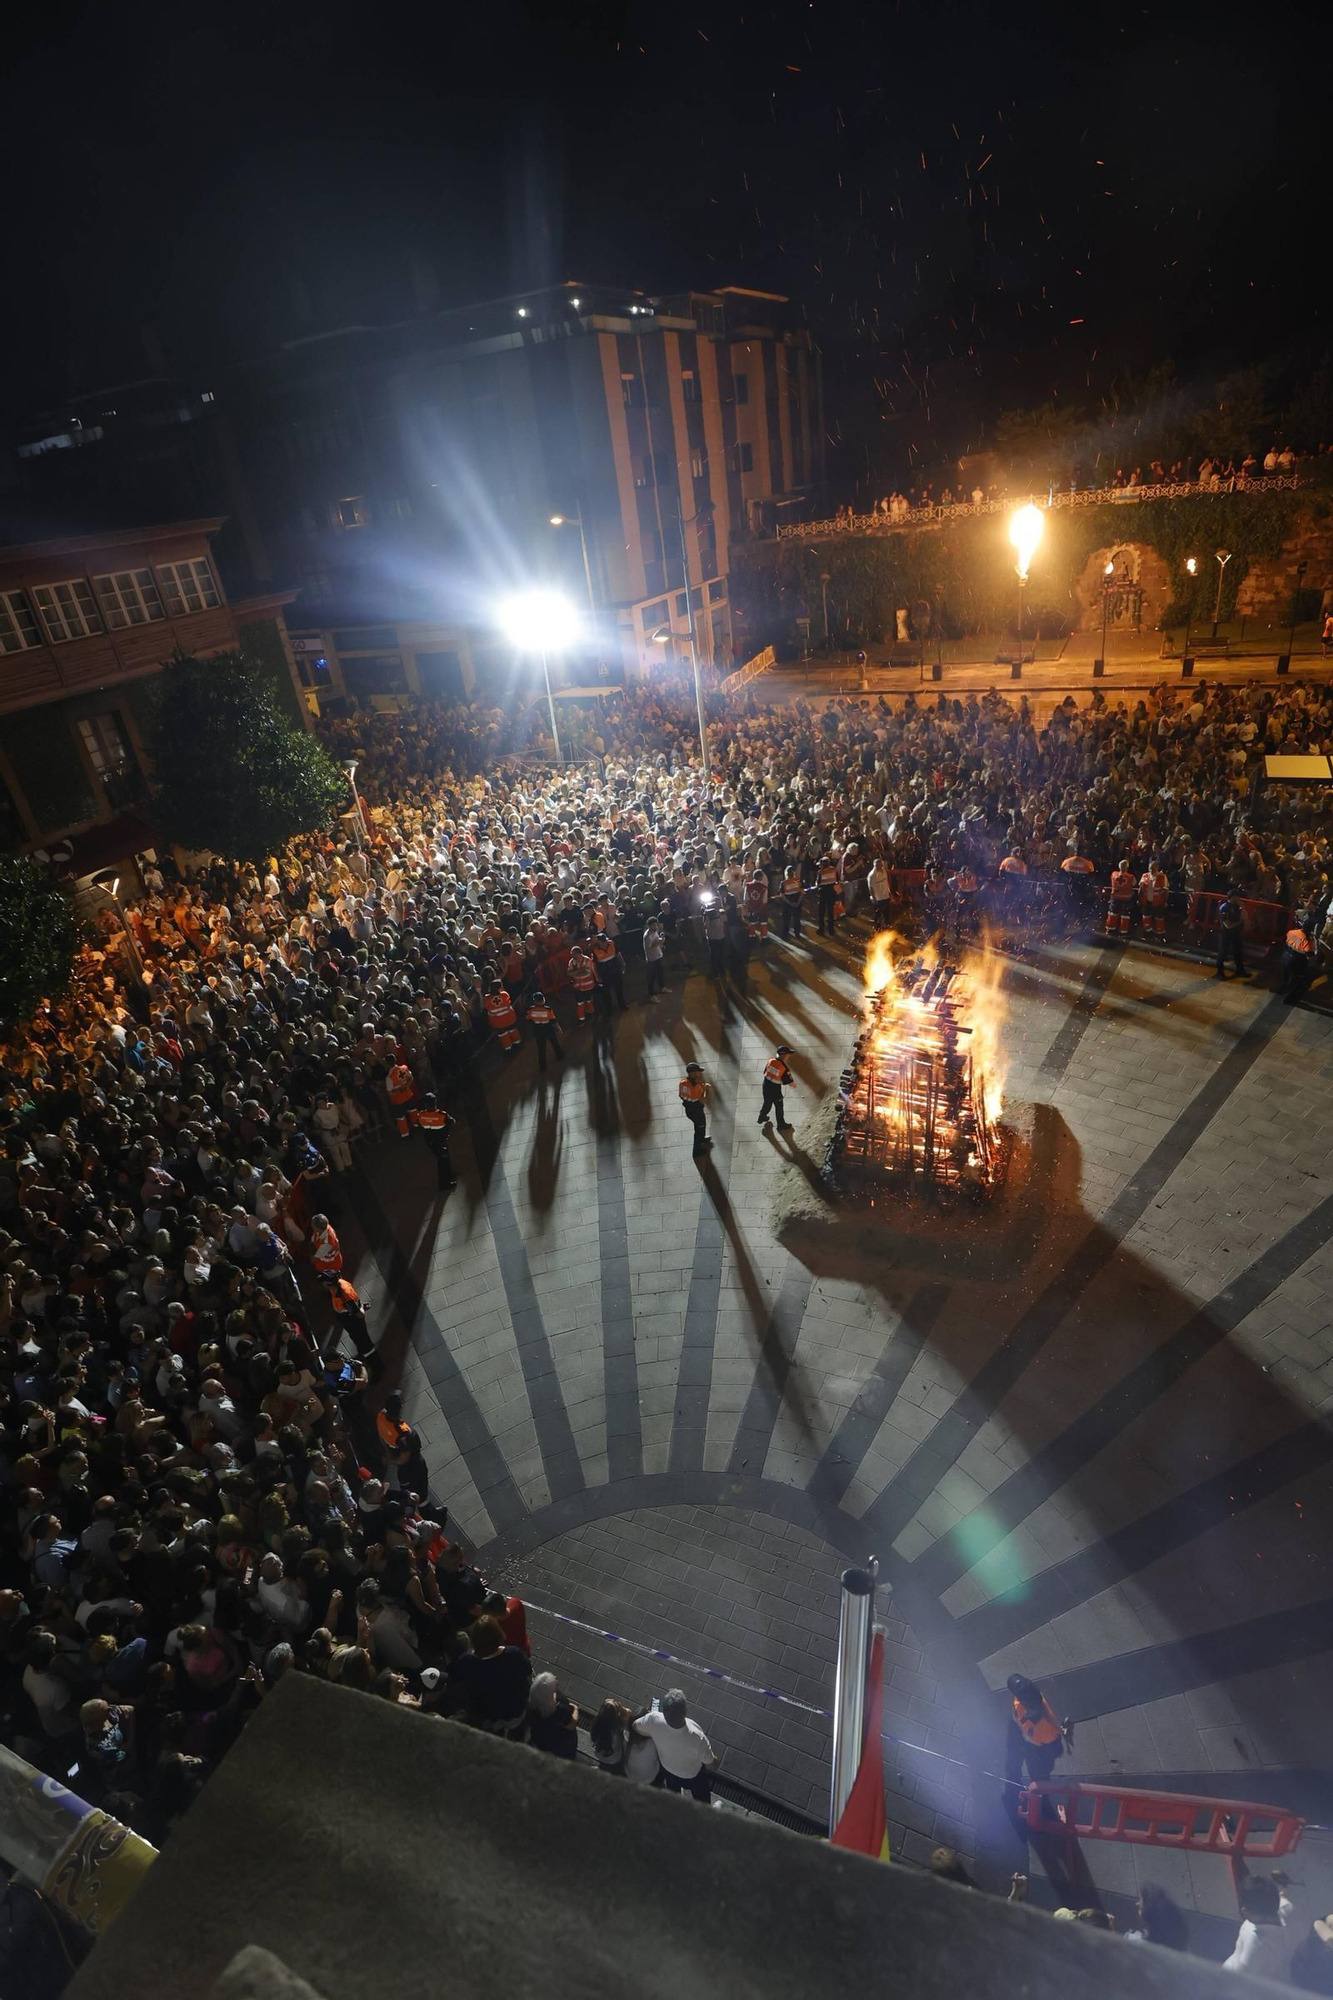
top-left (830, 1630), bottom-right (891, 1861)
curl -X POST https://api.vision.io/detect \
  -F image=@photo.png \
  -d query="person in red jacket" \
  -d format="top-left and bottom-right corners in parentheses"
top-left (484, 981), bottom-right (520, 1052)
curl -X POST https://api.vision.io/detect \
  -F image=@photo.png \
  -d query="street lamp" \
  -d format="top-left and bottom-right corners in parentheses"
top-left (819, 571), bottom-right (832, 645)
top-left (1098, 558), bottom-right (1114, 671)
top-left (496, 589), bottom-right (579, 765)
top-left (91, 871), bottom-right (146, 985)
top-left (344, 760), bottom-right (368, 850)
top-left (1008, 504), bottom-right (1044, 660)
top-left (1212, 548), bottom-right (1232, 638)
top-left (548, 513), bottom-right (596, 617)
top-left (652, 626), bottom-right (710, 776)
top-left (1184, 556), bottom-right (1198, 654)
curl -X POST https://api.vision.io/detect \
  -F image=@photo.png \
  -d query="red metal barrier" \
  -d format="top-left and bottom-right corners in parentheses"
top-left (1021, 1781), bottom-right (1305, 1861)
top-left (1185, 891), bottom-right (1291, 952)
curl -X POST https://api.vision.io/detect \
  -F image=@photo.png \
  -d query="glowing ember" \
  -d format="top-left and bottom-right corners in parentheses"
top-left (829, 934), bottom-right (1006, 1197)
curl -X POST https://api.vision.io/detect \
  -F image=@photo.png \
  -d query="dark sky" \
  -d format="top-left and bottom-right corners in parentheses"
top-left (2, 0), bottom-right (1327, 461)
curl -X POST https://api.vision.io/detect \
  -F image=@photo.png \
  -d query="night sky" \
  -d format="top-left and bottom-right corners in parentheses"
top-left (2, 0), bottom-right (1327, 471)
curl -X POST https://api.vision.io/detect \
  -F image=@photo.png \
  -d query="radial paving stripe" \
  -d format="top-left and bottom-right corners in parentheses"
top-left (857, 991), bottom-right (1289, 1548)
top-left (481, 1155), bottom-right (587, 1502)
top-left (806, 1284), bottom-right (951, 1511)
top-left (1039, 1595), bottom-right (1333, 1720)
top-left (1035, 942), bottom-right (1126, 1084)
top-left (597, 1127), bottom-right (643, 1480)
top-left (911, 1183), bottom-right (1333, 1596)
top-left (725, 1261), bottom-right (818, 1475)
top-left (668, 1012), bottom-right (746, 1473)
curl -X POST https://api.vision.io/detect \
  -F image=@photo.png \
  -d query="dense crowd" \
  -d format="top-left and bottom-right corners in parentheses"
top-left (3, 666), bottom-right (1333, 1895)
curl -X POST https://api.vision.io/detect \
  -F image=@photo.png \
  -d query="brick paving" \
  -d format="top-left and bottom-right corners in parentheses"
top-left (340, 921), bottom-right (1333, 1950)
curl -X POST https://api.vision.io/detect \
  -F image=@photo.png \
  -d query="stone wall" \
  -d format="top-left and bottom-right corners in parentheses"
top-left (1236, 511), bottom-right (1333, 615)
top-left (1072, 543), bottom-right (1173, 632)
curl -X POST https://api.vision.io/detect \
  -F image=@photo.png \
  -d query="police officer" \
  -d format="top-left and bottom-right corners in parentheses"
top-left (415, 1094), bottom-right (457, 1189)
top-left (758, 1045), bottom-right (795, 1130)
top-left (328, 1276), bottom-right (377, 1362)
top-left (591, 929), bottom-right (627, 1013)
top-left (526, 989), bottom-right (564, 1071)
top-left (679, 1062), bottom-right (712, 1155)
top-left (1005, 1673), bottom-right (1070, 1817)
top-left (1281, 911), bottom-right (1317, 1005)
top-left (1215, 887), bottom-right (1249, 980)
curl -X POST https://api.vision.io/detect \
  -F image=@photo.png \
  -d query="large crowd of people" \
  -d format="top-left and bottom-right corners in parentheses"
top-left (2, 666), bottom-right (1333, 1958)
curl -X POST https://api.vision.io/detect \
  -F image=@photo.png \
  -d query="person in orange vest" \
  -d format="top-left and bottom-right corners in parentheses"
top-left (310, 1214), bottom-right (343, 1285)
top-left (329, 1276), bottom-right (376, 1361)
top-left (387, 1058), bottom-right (418, 1137)
top-left (590, 931), bottom-right (626, 1015)
top-left (779, 865), bottom-right (805, 940)
top-left (758, 1045), bottom-right (795, 1130)
top-left (415, 1093), bottom-right (457, 1189)
top-left (816, 854), bottom-right (840, 936)
top-left (484, 980), bottom-right (520, 1052)
top-left (1138, 858), bottom-right (1170, 938)
top-left (568, 944), bottom-right (597, 1023)
top-left (1006, 1672), bottom-right (1069, 1796)
top-left (745, 868), bottom-right (771, 936)
top-left (1282, 912), bottom-right (1317, 1005)
top-left (525, 990), bottom-right (564, 1072)
top-left (679, 1062), bottom-right (712, 1155)
top-left (1107, 858), bottom-right (1137, 935)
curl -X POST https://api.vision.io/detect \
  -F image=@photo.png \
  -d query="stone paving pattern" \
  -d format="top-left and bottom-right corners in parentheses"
top-left (337, 922), bottom-right (1333, 1942)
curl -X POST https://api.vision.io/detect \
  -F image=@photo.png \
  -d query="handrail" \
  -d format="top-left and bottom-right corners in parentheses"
top-left (775, 474), bottom-right (1305, 541)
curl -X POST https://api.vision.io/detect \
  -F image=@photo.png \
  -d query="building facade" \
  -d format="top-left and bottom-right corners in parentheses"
top-left (13, 283), bottom-right (821, 695)
top-left (0, 519), bottom-right (298, 864)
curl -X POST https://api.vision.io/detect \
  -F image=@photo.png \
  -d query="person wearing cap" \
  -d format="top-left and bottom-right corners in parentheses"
top-left (632, 1688), bottom-right (719, 1801)
top-left (1215, 886), bottom-right (1249, 980)
top-left (525, 990), bottom-right (564, 1073)
top-left (759, 1046), bottom-right (796, 1131)
top-left (415, 1094), bottom-right (457, 1188)
top-left (679, 1063), bottom-right (711, 1155)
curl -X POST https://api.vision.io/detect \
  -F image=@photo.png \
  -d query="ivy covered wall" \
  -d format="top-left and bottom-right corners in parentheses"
top-left (731, 489), bottom-right (1330, 649)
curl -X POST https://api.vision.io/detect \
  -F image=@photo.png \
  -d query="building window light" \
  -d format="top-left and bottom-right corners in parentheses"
top-left (516, 307), bottom-right (529, 318)
top-left (201, 390), bottom-right (215, 403)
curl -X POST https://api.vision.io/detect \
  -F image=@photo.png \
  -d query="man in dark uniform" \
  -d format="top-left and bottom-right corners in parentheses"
top-left (1215, 888), bottom-right (1249, 980)
top-left (758, 1045), bottom-right (795, 1130)
top-left (415, 1094), bottom-right (457, 1188)
top-left (679, 1063), bottom-right (712, 1155)
top-left (525, 990), bottom-right (564, 1072)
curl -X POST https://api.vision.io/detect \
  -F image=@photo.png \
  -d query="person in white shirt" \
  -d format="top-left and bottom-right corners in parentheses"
top-left (1224, 1875), bottom-right (1292, 1979)
top-left (632, 1688), bottom-right (719, 1801)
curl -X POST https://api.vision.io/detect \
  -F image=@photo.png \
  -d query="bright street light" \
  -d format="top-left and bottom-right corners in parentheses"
top-left (495, 590), bottom-right (580, 764)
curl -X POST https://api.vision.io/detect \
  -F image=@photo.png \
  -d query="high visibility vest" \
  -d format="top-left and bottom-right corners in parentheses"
top-left (569, 955), bottom-right (596, 993)
top-left (1061, 855), bottom-right (1094, 874)
top-left (484, 990), bottom-right (516, 1029)
top-left (312, 1230), bottom-right (341, 1274)
top-left (764, 1057), bottom-right (792, 1086)
top-left (818, 862), bottom-right (838, 885)
top-left (782, 876), bottom-right (804, 902)
top-left (955, 869), bottom-right (977, 893)
top-left (417, 1109), bottom-right (450, 1131)
top-left (1140, 872), bottom-right (1168, 905)
top-left (330, 1279), bottom-right (360, 1315)
top-left (1286, 928), bottom-right (1315, 953)
top-left (529, 1004), bottom-right (555, 1025)
top-left (1110, 870), bottom-right (1136, 900)
top-left (1012, 1696), bottom-right (1061, 1746)
top-left (679, 1078), bottom-right (706, 1102)
top-left (591, 937), bottom-right (616, 964)
top-left (387, 1065), bottom-right (414, 1104)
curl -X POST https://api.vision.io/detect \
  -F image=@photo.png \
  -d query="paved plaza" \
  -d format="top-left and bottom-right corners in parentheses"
top-left (338, 921), bottom-right (1333, 1943)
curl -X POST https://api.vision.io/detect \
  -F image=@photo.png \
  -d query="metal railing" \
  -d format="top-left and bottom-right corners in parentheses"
top-left (774, 474), bottom-right (1305, 542)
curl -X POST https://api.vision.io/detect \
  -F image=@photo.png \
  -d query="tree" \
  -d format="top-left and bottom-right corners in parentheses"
top-left (149, 650), bottom-right (346, 864)
top-left (0, 857), bottom-right (79, 1033)
top-left (991, 401), bottom-right (1088, 484)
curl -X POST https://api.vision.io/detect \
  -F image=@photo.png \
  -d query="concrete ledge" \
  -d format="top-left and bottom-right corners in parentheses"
top-left (68, 1677), bottom-right (1271, 2000)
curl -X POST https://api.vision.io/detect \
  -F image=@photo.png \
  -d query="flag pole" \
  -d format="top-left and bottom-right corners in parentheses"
top-left (829, 1558), bottom-right (878, 1835)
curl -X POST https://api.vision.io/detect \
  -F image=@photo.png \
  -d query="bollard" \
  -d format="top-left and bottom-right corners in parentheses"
top-left (1092, 657), bottom-right (1105, 677)
top-left (1181, 656), bottom-right (1195, 678)
top-left (1010, 660), bottom-right (1022, 681)
top-left (0, 1743), bottom-right (156, 1937)
top-left (1276, 654), bottom-right (1291, 675)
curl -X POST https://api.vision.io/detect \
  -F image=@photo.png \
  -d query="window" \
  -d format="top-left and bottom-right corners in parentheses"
top-left (690, 448), bottom-right (705, 479)
top-left (734, 442), bottom-right (753, 474)
top-left (78, 711), bottom-right (131, 775)
top-left (332, 496), bottom-right (370, 530)
top-left (681, 369), bottom-right (698, 403)
top-left (300, 567), bottom-right (336, 607)
top-left (31, 578), bottom-right (103, 642)
top-left (733, 372), bottom-right (749, 404)
top-left (709, 579), bottom-right (727, 603)
top-left (158, 558), bottom-right (220, 615)
top-left (640, 600), bottom-right (669, 630)
top-left (0, 589), bottom-right (41, 653)
top-left (621, 373), bottom-right (640, 408)
top-left (94, 569), bottom-right (165, 628)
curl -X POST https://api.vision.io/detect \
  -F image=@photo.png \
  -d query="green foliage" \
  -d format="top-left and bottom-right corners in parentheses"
top-left (0, 857), bottom-right (79, 1033)
top-left (149, 649), bottom-right (346, 865)
top-left (992, 401), bottom-right (1088, 483)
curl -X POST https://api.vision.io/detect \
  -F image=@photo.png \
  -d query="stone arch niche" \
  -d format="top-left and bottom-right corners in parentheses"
top-left (1074, 541), bottom-right (1172, 632)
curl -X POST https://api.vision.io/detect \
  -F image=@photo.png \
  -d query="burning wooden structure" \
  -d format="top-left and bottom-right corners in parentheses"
top-left (828, 953), bottom-right (1004, 1197)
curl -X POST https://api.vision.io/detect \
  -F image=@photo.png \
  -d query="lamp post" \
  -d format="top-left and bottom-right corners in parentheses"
top-left (1184, 555), bottom-right (1198, 654)
top-left (344, 760), bottom-right (368, 850)
top-left (1098, 557), bottom-right (1114, 671)
top-left (548, 513), bottom-right (596, 616)
top-left (652, 626), bottom-right (711, 777)
top-left (1212, 548), bottom-right (1232, 638)
top-left (91, 871), bottom-right (146, 985)
top-left (820, 571), bottom-right (832, 645)
top-left (496, 590), bottom-right (580, 766)
top-left (1008, 504), bottom-right (1045, 662)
